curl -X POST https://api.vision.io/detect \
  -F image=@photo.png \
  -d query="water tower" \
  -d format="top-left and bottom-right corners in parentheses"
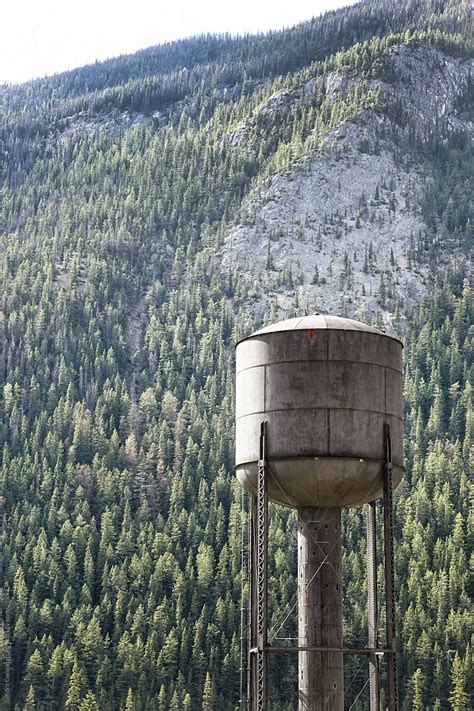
top-left (235, 314), bottom-right (403, 711)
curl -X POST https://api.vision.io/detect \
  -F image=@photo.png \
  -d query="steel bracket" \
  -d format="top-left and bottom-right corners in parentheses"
top-left (383, 423), bottom-right (399, 711)
top-left (249, 422), bottom-right (268, 711)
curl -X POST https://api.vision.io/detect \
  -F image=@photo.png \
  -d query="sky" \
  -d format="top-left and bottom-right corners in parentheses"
top-left (2, 0), bottom-right (358, 85)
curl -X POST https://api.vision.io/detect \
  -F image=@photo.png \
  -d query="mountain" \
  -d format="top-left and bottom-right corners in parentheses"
top-left (0, 1), bottom-right (472, 709)
top-left (220, 42), bottom-right (471, 327)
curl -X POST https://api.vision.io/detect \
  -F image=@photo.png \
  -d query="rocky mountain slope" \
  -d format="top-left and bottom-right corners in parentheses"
top-left (220, 44), bottom-right (472, 331)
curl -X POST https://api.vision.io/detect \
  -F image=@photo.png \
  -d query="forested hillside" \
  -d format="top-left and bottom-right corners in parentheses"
top-left (0, 0), bottom-right (472, 708)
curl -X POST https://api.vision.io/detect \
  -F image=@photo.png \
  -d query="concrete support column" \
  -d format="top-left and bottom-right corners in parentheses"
top-left (298, 508), bottom-right (344, 711)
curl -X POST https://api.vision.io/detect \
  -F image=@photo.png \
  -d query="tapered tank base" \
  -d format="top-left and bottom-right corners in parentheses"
top-left (298, 508), bottom-right (344, 711)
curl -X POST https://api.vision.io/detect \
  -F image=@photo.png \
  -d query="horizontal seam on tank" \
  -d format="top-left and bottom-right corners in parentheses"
top-left (235, 331), bottom-right (404, 347)
top-left (236, 360), bottom-right (402, 375)
top-left (236, 407), bottom-right (403, 420)
top-left (235, 455), bottom-right (405, 466)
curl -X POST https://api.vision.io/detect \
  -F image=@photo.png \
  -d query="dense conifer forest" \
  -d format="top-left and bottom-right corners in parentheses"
top-left (0, 0), bottom-right (472, 708)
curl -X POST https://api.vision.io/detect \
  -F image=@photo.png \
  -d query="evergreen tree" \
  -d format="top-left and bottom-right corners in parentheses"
top-left (448, 653), bottom-right (469, 711)
top-left (66, 659), bottom-right (85, 711)
top-left (79, 691), bottom-right (100, 711)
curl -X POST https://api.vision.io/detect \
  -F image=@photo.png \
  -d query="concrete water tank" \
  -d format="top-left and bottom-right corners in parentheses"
top-left (236, 314), bottom-right (404, 710)
top-left (235, 314), bottom-right (404, 509)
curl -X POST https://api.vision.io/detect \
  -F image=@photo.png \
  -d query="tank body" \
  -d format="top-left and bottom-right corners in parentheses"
top-left (235, 314), bottom-right (404, 508)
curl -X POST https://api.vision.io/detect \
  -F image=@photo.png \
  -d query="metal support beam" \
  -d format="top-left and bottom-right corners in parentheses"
top-left (367, 500), bottom-right (380, 711)
top-left (249, 422), bottom-right (268, 711)
top-left (383, 424), bottom-right (399, 711)
top-left (247, 494), bottom-right (253, 709)
top-left (249, 494), bottom-right (256, 707)
top-left (240, 489), bottom-right (247, 709)
top-left (266, 646), bottom-right (391, 655)
top-left (244, 421), bottom-right (399, 709)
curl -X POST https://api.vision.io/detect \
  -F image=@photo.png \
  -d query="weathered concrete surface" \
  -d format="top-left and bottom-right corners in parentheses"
top-left (235, 315), bottom-right (403, 508)
top-left (298, 508), bottom-right (343, 711)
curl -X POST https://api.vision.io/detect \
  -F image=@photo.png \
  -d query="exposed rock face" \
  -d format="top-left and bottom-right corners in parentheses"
top-left (220, 44), bottom-right (473, 332)
top-left (386, 44), bottom-right (472, 133)
top-left (222, 142), bottom-right (425, 329)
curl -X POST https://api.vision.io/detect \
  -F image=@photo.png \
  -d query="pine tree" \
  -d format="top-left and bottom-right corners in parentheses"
top-left (79, 691), bottom-right (100, 710)
top-left (25, 648), bottom-right (44, 693)
top-left (449, 653), bottom-right (469, 710)
top-left (125, 688), bottom-right (135, 711)
top-left (409, 668), bottom-right (425, 710)
top-left (66, 658), bottom-right (85, 711)
top-left (379, 273), bottom-right (386, 307)
top-left (24, 685), bottom-right (36, 711)
top-left (202, 672), bottom-right (214, 711)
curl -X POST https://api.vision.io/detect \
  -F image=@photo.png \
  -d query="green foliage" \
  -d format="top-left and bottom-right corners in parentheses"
top-left (0, 0), bottom-right (472, 709)
top-left (449, 652), bottom-right (470, 710)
